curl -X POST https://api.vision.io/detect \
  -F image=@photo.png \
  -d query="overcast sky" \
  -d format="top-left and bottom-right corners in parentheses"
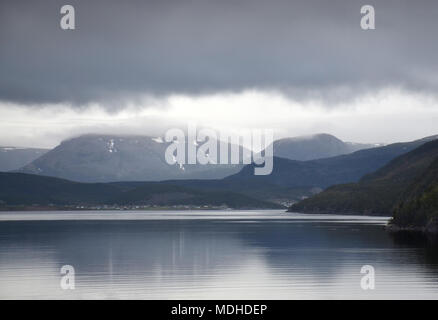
top-left (1, 0), bottom-right (438, 147)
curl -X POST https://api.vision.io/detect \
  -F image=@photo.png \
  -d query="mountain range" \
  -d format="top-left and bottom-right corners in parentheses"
top-left (16, 133), bottom-right (375, 183)
top-left (2, 133), bottom-right (437, 211)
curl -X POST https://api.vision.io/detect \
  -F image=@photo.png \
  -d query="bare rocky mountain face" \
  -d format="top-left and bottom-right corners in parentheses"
top-left (18, 134), bottom-right (245, 182)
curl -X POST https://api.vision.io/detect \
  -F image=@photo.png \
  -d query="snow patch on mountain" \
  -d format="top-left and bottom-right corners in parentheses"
top-left (107, 139), bottom-right (117, 153)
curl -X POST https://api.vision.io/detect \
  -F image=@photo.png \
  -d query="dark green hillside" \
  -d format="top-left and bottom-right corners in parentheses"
top-left (289, 139), bottom-right (438, 216)
top-left (0, 172), bottom-right (121, 205)
top-left (392, 158), bottom-right (438, 230)
top-left (0, 172), bottom-right (280, 209)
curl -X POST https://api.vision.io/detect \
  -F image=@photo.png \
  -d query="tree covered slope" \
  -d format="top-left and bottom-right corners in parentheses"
top-left (0, 172), bottom-right (280, 209)
top-left (391, 158), bottom-right (438, 231)
top-left (288, 139), bottom-right (438, 216)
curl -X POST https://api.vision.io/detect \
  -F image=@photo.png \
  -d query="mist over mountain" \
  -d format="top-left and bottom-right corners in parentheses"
top-left (17, 134), bottom-right (245, 182)
top-left (289, 139), bottom-right (438, 216)
top-left (270, 133), bottom-right (377, 161)
top-left (0, 147), bottom-right (48, 171)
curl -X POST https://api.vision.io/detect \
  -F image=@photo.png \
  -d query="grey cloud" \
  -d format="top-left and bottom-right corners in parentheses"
top-left (1, 0), bottom-right (438, 106)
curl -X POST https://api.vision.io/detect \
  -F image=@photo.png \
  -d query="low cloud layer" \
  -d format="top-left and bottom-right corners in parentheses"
top-left (1, 89), bottom-right (437, 148)
top-left (1, 0), bottom-right (438, 106)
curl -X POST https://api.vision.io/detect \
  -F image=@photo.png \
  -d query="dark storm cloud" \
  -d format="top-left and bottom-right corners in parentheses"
top-left (1, 0), bottom-right (438, 106)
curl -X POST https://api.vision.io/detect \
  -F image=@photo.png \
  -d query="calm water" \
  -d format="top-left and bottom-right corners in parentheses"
top-left (0, 210), bottom-right (438, 299)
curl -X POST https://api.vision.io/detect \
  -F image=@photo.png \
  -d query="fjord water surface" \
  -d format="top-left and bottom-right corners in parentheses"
top-left (0, 210), bottom-right (437, 299)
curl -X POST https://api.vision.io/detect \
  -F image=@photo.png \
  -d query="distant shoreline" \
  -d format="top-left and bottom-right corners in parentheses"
top-left (0, 205), bottom-right (269, 212)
